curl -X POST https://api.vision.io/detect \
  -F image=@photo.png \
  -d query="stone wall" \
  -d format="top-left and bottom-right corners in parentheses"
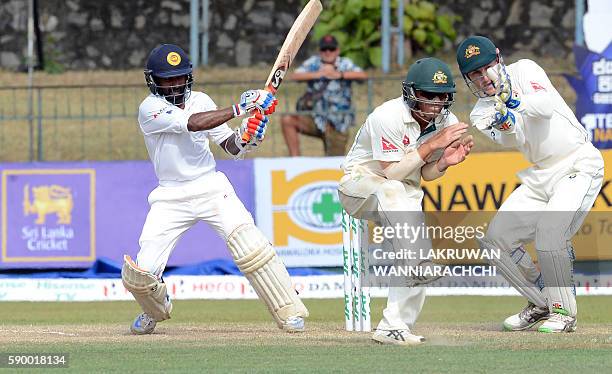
top-left (438, 0), bottom-right (575, 58)
top-left (0, 0), bottom-right (576, 70)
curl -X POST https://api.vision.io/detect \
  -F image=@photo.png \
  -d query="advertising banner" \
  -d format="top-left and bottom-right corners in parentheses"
top-left (254, 157), bottom-right (344, 267)
top-left (0, 274), bottom-right (610, 302)
top-left (566, 0), bottom-right (612, 148)
top-left (0, 161), bottom-right (253, 269)
top-left (255, 151), bottom-right (611, 267)
top-left (420, 150), bottom-right (611, 262)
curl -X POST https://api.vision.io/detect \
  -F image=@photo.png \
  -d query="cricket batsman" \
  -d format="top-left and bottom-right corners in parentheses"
top-left (338, 58), bottom-right (473, 345)
top-left (456, 35), bottom-right (604, 332)
top-left (121, 44), bottom-right (308, 334)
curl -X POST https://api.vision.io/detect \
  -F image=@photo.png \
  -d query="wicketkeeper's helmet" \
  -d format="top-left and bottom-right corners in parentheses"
top-left (456, 35), bottom-right (503, 98)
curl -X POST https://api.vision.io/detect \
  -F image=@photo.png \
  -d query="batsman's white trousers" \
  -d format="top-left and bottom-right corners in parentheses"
top-left (136, 171), bottom-right (253, 276)
top-left (339, 166), bottom-right (427, 331)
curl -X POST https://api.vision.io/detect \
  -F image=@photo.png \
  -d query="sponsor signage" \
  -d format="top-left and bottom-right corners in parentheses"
top-left (254, 157), bottom-right (344, 267)
top-left (0, 161), bottom-right (254, 269)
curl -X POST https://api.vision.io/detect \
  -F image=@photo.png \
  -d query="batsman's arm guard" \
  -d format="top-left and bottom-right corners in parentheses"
top-left (227, 224), bottom-right (309, 329)
top-left (122, 255), bottom-right (172, 322)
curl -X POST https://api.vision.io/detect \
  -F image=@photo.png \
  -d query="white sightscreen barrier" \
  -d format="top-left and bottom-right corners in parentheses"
top-left (583, 0), bottom-right (612, 53)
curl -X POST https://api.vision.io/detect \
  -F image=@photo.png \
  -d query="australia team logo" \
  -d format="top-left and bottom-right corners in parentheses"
top-left (465, 45), bottom-right (480, 59)
top-left (432, 70), bottom-right (448, 84)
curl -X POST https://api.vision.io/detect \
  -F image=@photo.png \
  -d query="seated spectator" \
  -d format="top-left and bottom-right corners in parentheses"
top-left (281, 35), bottom-right (368, 156)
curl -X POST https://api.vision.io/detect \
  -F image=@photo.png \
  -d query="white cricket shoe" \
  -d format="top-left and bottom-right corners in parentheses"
top-left (538, 312), bottom-right (577, 333)
top-left (372, 329), bottom-right (425, 346)
top-left (282, 316), bottom-right (305, 333)
top-left (503, 302), bottom-right (550, 331)
top-left (130, 312), bottom-right (157, 335)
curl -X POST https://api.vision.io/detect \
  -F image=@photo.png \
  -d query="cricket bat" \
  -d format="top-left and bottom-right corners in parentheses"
top-left (242, 0), bottom-right (323, 142)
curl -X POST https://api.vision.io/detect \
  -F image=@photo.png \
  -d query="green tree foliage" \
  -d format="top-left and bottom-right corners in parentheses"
top-left (311, 0), bottom-right (459, 68)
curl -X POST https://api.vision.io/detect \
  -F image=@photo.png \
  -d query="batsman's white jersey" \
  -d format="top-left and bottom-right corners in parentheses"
top-left (136, 92), bottom-right (252, 276)
top-left (472, 59), bottom-right (604, 317)
top-left (138, 92), bottom-right (234, 184)
top-left (340, 97), bottom-right (458, 331)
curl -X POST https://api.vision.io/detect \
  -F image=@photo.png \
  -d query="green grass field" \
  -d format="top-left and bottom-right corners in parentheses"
top-left (1, 296), bottom-right (611, 373)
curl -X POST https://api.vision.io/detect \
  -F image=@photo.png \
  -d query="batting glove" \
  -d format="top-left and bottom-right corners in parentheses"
top-left (239, 111), bottom-right (268, 144)
top-left (232, 89), bottom-right (277, 117)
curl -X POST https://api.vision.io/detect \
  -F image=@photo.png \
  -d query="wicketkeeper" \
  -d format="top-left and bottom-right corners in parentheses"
top-left (456, 35), bottom-right (604, 333)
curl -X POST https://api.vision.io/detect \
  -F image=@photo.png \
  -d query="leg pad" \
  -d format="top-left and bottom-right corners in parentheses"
top-left (122, 255), bottom-right (172, 322)
top-left (227, 224), bottom-right (309, 328)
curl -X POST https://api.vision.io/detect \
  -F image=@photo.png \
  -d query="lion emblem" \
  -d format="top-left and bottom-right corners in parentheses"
top-left (464, 45), bottom-right (480, 59)
top-left (23, 184), bottom-right (74, 225)
top-left (432, 70), bottom-right (448, 84)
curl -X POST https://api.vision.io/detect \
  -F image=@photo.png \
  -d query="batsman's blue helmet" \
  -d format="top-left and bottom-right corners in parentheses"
top-left (144, 44), bottom-right (193, 105)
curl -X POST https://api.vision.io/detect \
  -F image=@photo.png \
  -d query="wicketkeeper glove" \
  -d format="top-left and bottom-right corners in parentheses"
top-left (487, 65), bottom-right (521, 109)
top-left (493, 95), bottom-right (516, 133)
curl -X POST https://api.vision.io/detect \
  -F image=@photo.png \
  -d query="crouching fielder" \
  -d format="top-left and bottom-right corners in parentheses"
top-left (339, 58), bottom-right (473, 345)
top-left (122, 44), bottom-right (307, 335)
top-left (456, 36), bottom-right (604, 333)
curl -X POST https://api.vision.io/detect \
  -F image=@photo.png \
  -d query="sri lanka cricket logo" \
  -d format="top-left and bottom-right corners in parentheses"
top-left (465, 45), bottom-right (480, 59)
top-left (167, 52), bottom-right (181, 66)
top-left (432, 70), bottom-right (448, 84)
top-left (23, 184), bottom-right (74, 225)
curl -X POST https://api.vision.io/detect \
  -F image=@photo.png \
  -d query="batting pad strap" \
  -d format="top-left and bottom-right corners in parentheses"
top-left (227, 224), bottom-right (309, 328)
top-left (121, 255), bottom-right (172, 322)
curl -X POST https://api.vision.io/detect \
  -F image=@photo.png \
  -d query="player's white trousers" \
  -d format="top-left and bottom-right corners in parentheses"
top-left (136, 171), bottom-right (254, 276)
top-left (339, 166), bottom-right (427, 331)
top-left (486, 143), bottom-right (604, 316)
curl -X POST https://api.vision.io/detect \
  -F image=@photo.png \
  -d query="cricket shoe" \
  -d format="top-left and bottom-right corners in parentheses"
top-left (538, 311), bottom-right (577, 333)
top-left (130, 312), bottom-right (156, 335)
top-left (503, 302), bottom-right (550, 331)
top-left (282, 316), bottom-right (305, 333)
top-left (372, 329), bottom-right (425, 346)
